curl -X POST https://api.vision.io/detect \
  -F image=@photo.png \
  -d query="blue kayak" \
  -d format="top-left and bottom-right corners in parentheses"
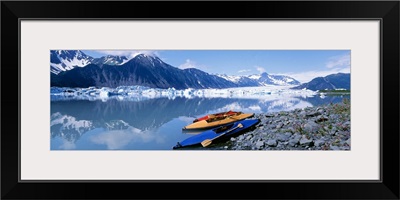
top-left (173, 119), bottom-right (260, 149)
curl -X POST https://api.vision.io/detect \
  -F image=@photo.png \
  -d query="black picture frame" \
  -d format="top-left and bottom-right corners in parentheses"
top-left (2, 1), bottom-right (399, 199)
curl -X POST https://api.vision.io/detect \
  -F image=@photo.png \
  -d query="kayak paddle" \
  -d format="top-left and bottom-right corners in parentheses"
top-left (201, 123), bottom-right (243, 147)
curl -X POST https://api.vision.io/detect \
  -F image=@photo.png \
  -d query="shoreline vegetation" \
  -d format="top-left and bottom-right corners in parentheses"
top-left (318, 89), bottom-right (351, 96)
top-left (205, 98), bottom-right (351, 150)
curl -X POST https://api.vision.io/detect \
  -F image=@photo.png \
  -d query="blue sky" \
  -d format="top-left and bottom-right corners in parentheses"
top-left (82, 50), bottom-right (350, 83)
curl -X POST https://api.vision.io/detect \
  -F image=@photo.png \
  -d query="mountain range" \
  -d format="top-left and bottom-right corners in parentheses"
top-left (216, 73), bottom-right (301, 86)
top-left (50, 50), bottom-right (350, 91)
top-left (50, 50), bottom-right (302, 89)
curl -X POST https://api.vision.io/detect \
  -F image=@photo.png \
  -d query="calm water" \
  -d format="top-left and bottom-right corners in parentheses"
top-left (50, 95), bottom-right (350, 150)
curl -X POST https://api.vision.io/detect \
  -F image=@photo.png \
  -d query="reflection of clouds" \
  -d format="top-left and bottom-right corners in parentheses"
top-left (210, 102), bottom-right (258, 114)
top-left (206, 98), bottom-right (313, 115)
top-left (218, 102), bottom-right (243, 112)
top-left (89, 127), bottom-right (164, 150)
top-left (248, 105), bottom-right (261, 111)
top-left (59, 139), bottom-right (76, 150)
top-left (267, 100), bottom-right (313, 113)
top-left (178, 116), bottom-right (195, 124)
top-left (268, 99), bottom-right (297, 109)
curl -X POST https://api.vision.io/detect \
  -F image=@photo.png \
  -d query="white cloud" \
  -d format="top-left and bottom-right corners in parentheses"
top-left (282, 67), bottom-right (350, 84)
top-left (95, 50), bottom-right (159, 59)
top-left (238, 69), bottom-right (251, 73)
top-left (178, 59), bottom-right (209, 71)
top-left (129, 51), bottom-right (160, 59)
top-left (326, 53), bottom-right (350, 69)
top-left (281, 52), bottom-right (351, 84)
top-left (255, 66), bottom-right (266, 73)
top-left (179, 59), bottom-right (197, 69)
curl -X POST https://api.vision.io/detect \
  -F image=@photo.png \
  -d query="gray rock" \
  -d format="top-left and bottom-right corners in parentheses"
top-left (276, 133), bottom-right (290, 142)
top-left (330, 145), bottom-right (340, 150)
top-left (299, 137), bottom-right (313, 146)
top-left (314, 140), bottom-right (325, 147)
top-left (287, 126), bottom-right (295, 133)
top-left (230, 137), bottom-right (236, 142)
top-left (284, 132), bottom-right (292, 137)
top-left (343, 121), bottom-right (351, 126)
top-left (316, 115), bottom-right (329, 123)
top-left (340, 146), bottom-right (350, 150)
top-left (245, 135), bottom-right (253, 140)
top-left (288, 138), bottom-right (300, 147)
top-left (330, 114), bottom-right (340, 119)
top-left (261, 131), bottom-right (269, 136)
top-left (345, 138), bottom-right (351, 146)
top-left (303, 121), bottom-right (319, 133)
top-left (266, 139), bottom-right (277, 147)
top-left (306, 111), bottom-right (321, 117)
top-left (255, 140), bottom-right (265, 149)
top-left (238, 135), bottom-right (244, 141)
top-left (293, 134), bottom-right (302, 141)
top-left (329, 127), bottom-right (338, 135)
top-left (269, 124), bottom-right (276, 129)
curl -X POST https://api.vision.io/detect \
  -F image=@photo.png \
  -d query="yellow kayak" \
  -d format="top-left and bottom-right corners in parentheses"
top-left (182, 113), bottom-right (255, 130)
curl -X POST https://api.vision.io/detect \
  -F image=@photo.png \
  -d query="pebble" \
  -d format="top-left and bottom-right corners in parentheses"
top-left (288, 138), bottom-right (300, 147)
top-left (303, 121), bottom-right (319, 133)
top-left (266, 139), bottom-right (277, 147)
top-left (299, 137), bottom-right (313, 146)
top-left (314, 140), bottom-right (325, 147)
top-left (276, 133), bottom-right (290, 142)
top-left (255, 140), bottom-right (265, 149)
top-left (209, 101), bottom-right (351, 151)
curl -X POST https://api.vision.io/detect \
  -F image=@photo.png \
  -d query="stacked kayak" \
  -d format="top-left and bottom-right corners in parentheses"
top-left (192, 110), bottom-right (241, 123)
top-left (173, 119), bottom-right (260, 149)
top-left (183, 112), bottom-right (255, 130)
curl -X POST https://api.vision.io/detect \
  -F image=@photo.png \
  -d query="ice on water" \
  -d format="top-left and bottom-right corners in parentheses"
top-left (50, 85), bottom-right (317, 101)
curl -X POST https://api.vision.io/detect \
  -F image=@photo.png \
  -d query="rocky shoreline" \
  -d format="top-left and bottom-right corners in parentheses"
top-left (211, 99), bottom-right (351, 150)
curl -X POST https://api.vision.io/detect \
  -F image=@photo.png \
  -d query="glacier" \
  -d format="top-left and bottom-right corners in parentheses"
top-left (50, 85), bottom-right (317, 101)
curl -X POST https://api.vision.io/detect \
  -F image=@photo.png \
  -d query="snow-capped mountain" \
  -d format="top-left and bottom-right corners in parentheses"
top-left (50, 50), bottom-right (129, 74)
top-left (50, 50), bottom-right (93, 74)
top-left (258, 72), bottom-right (301, 86)
top-left (216, 74), bottom-right (261, 87)
top-left (92, 55), bottom-right (129, 67)
top-left (51, 53), bottom-right (237, 89)
top-left (216, 72), bottom-right (300, 87)
top-left (291, 73), bottom-right (350, 91)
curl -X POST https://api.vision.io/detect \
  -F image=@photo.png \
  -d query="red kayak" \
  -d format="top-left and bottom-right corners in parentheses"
top-left (193, 110), bottom-right (241, 123)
